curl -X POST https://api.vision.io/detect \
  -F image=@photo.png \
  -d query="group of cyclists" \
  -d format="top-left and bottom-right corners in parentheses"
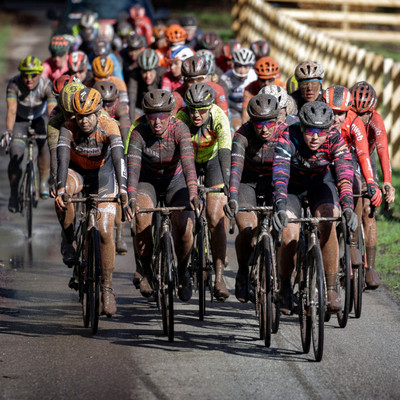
top-left (1, 6), bottom-right (395, 324)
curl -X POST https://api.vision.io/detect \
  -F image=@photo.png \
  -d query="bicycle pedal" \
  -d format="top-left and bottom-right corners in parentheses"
top-left (68, 277), bottom-right (79, 291)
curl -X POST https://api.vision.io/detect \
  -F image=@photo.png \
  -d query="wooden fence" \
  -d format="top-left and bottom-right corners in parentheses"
top-left (232, 0), bottom-right (400, 167)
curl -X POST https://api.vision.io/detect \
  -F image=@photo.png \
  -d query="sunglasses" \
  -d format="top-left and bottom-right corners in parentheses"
top-left (147, 112), bottom-right (170, 121)
top-left (187, 106), bottom-right (211, 115)
top-left (299, 79), bottom-right (321, 88)
top-left (22, 73), bottom-right (39, 79)
top-left (303, 127), bottom-right (328, 137)
top-left (253, 120), bottom-right (276, 129)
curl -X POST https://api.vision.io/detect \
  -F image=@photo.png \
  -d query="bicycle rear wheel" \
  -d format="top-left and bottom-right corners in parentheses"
top-left (269, 235), bottom-right (280, 334)
top-left (309, 245), bottom-right (325, 362)
top-left (87, 227), bottom-right (101, 334)
top-left (196, 222), bottom-right (206, 321)
top-left (337, 222), bottom-right (351, 328)
top-left (161, 233), bottom-right (174, 342)
top-left (353, 226), bottom-right (365, 318)
top-left (24, 162), bottom-right (34, 239)
top-left (298, 266), bottom-right (311, 354)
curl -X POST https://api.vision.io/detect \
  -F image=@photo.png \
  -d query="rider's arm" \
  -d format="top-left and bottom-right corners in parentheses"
top-left (115, 102), bottom-right (132, 145)
top-left (5, 97), bottom-right (17, 131)
top-left (241, 86), bottom-right (252, 124)
top-left (126, 127), bottom-right (143, 203)
top-left (228, 128), bottom-right (248, 201)
top-left (44, 77), bottom-right (57, 117)
top-left (56, 124), bottom-right (72, 192)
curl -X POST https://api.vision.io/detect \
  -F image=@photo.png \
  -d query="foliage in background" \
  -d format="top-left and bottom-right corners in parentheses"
top-left (0, 16), bottom-right (11, 74)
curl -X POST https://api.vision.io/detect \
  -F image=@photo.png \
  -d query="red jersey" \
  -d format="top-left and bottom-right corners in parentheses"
top-left (42, 58), bottom-right (69, 82)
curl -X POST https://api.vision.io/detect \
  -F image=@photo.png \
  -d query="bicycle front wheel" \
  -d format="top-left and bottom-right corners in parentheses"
top-left (24, 162), bottom-right (34, 239)
top-left (161, 233), bottom-right (174, 342)
top-left (196, 222), bottom-right (206, 321)
top-left (352, 226), bottom-right (365, 318)
top-left (309, 245), bottom-right (325, 362)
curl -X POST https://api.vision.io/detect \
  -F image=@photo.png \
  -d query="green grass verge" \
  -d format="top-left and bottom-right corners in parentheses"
top-left (376, 164), bottom-right (400, 299)
top-left (0, 16), bottom-right (11, 74)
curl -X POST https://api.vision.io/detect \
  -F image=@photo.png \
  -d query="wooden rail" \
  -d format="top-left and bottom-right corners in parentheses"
top-left (232, 0), bottom-right (400, 167)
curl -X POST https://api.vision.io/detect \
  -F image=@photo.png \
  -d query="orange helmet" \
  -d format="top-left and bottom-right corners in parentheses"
top-left (92, 55), bottom-right (114, 78)
top-left (72, 87), bottom-right (103, 115)
top-left (254, 56), bottom-right (280, 79)
top-left (153, 24), bottom-right (167, 39)
top-left (165, 24), bottom-right (187, 44)
top-left (323, 85), bottom-right (353, 112)
top-left (52, 74), bottom-right (77, 96)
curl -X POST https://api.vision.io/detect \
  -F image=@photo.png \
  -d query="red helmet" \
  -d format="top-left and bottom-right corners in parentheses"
top-left (222, 39), bottom-right (241, 59)
top-left (68, 51), bottom-right (88, 73)
top-left (350, 81), bottom-right (378, 113)
top-left (254, 56), bottom-right (280, 79)
top-left (52, 74), bottom-right (77, 96)
top-left (323, 85), bottom-right (353, 112)
top-left (165, 24), bottom-right (187, 44)
top-left (250, 40), bottom-right (270, 58)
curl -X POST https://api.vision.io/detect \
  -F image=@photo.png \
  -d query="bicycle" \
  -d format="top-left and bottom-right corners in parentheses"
top-left (289, 201), bottom-right (340, 362)
top-left (232, 199), bottom-right (280, 348)
top-left (66, 193), bottom-right (122, 335)
top-left (136, 197), bottom-right (188, 342)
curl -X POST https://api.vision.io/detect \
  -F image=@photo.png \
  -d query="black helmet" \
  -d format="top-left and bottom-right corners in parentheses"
top-left (142, 89), bottom-right (175, 114)
top-left (247, 93), bottom-right (280, 121)
top-left (93, 39), bottom-right (111, 57)
top-left (137, 49), bottom-right (159, 70)
top-left (93, 80), bottom-right (119, 102)
top-left (299, 101), bottom-right (334, 129)
top-left (127, 33), bottom-right (146, 49)
top-left (180, 14), bottom-right (198, 28)
top-left (250, 40), bottom-right (270, 58)
top-left (184, 82), bottom-right (216, 108)
top-left (181, 55), bottom-right (209, 78)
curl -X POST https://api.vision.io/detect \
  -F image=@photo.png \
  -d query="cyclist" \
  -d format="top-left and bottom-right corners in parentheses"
top-left (125, 89), bottom-right (197, 302)
top-left (172, 55), bottom-right (228, 117)
top-left (350, 81), bottom-right (395, 288)
top-left (286, 74), bottom-right (299, 95)
top-left (126, 5), bottom-right (153, 45)
top-left (55, 87), bottom-right (128, 316)
top-left (127, 48), bottom-right (166, 121)
top-left (42, 35), bottom-right (71, 82)
top-left (242, 56), bottom-right (285, 124)
top-left (68, 51), bottom-right (92, 84)
top-left (2, 56), bottom-right (57, 213)
top-left (220, 48), bottom-right (257, 132)
top-left (197, 49), bottom-right (227, 93)
top-left (224, 93), bottom-right (287, 302)
top-left (291, 61), bottom-right (325, 111)
top-left (161, 46), bottom-right (195, 92)
top-left (176, 82), bottom-right (231, 301)
top-left (250, 40), bottom-right (270, 60)
top-left (215, 39), bottom-right (241, 73)
top-left (198, 31), bottom-right (223, 57)
top-left (180, 14), bottom-right (203, 50)
top-left (271, 101), bottom-right (357, 313)
top-left (151, 24), bottom-right (168, 51)
top-left (119, 33), bottom-right (147, 82)
top-left (91, 38), bottom-right (124, 82)
top-left (323, 85), bottom-right (382, 272)
top-left (71, 10), bottom-right (99, 52)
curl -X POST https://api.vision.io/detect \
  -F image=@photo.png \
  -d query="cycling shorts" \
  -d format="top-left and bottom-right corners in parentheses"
top-left (238, 181), bottom-right (274, 208)
top-left (196, 155), bottom-right (224, 189)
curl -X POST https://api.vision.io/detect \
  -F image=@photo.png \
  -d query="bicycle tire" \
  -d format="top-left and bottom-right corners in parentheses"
top-left (309, 245), bottom-right (325, 362)
top-left (24, 162), bottom-right (34, 239)
top-left (353, 226), bottom-right (365, 318)
top-left (161, 233), bottom-right (174, 342)
top-left (269, 235), bottom-right (280, 334)
top-left (196, 222), bottom-right (206, 321)
top-left (87, 227), bottom-right (101, 334)
top-left (337, 222), bottom-right (351, 328)
top-left (262, 235), bottom-right (272, 347)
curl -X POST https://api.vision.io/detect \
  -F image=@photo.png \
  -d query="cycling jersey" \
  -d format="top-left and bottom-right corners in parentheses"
top-left (104, 99), bottom-right (131, 143)
top-left (340, 110), bottom-right (375, 185)
top-left (126, 117), bottom-right (197, 202)
top-left (42, 58), bottom-right (70, 82)
top-left (86, 76), bottom-right (129, 104)
top-left (57, 114), bottom-right (127, 191)
top-left (220, 69), bottom-right (257, 113)
top-left (365, 110), bottom-right (392, 184)
top-left (273, 123), bottom-right (354, 211)
top-left (291, 89), bottom-right (324, 112)
top-left (161, 71), bottom-right (184, 92)
top-left (229, 120), bottom-right (288, 202)
top-left (47, 111), bottom-right (65, 180)
top-left (173, 81), bottom-right (229, 117)
top-left (6, 75), bottom-right (56, 120)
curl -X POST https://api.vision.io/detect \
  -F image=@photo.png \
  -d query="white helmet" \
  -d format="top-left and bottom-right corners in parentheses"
top-left (259, 85), bottom-right (288, 108)
top-left (168, 46), bottom-right (195, 61)
top-left (232, 48), bottom-right (255, 66)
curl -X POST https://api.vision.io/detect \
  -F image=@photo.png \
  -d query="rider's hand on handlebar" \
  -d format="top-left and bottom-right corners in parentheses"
top-left (1, 130), bottom-right (12, 152)
top-left (383, 182), bottom-right (396, 204)
top-left (55, 189), bottom-right (69, 211)
top-left (126, 198), bottom-right (136, 222)
top-left (272, 210), bottom-right (288, 232)
top-left (343, 208), bottom-right (358, 233)
top-left (367, 182), bottom-right (382, 207)
top-left (223, 198), bottom-right (239, 219)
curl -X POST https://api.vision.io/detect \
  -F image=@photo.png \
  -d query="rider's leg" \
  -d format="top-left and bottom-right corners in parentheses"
top-left (34, 117), bottom-right (50, 199)
top-left (206, 193), bottom-right (230, 300)
top-left (349, 176), bottom-right (364, 266)
top-left (362, 197), bottom-right (380, 288)
top-left (7, 138), bottom-right (25, 213)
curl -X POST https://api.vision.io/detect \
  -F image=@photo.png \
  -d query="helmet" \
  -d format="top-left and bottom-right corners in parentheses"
top-left (196, 49), bottom-right (215, 60)
top-left (180, 14), bottom-right (198, 28)
top-left (286, 75), bottom-right (298, 95)
top-left (52, 75), bottom-right (78, 96)
top-left (299, 101), bottom-right (334, 129)
top-left (295, 61), bottom-right (325, 81)
top-left (142, 89), bottom-right (175, 114)
top-left (153, 24), bottom-right (167, 39)
top-left (93, 39), bottom-right (111, 57)
top-left (323, 85), bottom-right (353, 112)
top-left (247, 93), bottom-right (280, 121)
top-left (201, 31), bottom-right (221, 50)
top-left (137, 49), bottom-right (159, 70)
top-left (350, 81), bottom-right (378, 113)
top-left (222, 39), bottom-right (241, 59)
top-left (68, 51), bottom-right (89, 73)
top-left (93, 80), bottom-right (119, 102)
top-left (49, 35), bottom-right (70, 56)
top-left (80, 10), bottom-right (97, 29)
top-left (287, 95), bottom-right (298, 116)
top-left (182, 55), bottom-right (209, 78)
top-left (126, 33), bottom-right (147, 50)
top-left (167, 46), bottom-right (194, 61)
top-left (92, 56), bottom-right (114, 78)
top-left (98, 23), bottom-right (114, 43)
top-left (250, 40), bottom-right (270, 58)
top-left (196, 49), bottom-right (215, 75)
top-left (254, 56), bottom-right (280, 79)
top-left (232, 48), bottom-right (255, 66)
top-left (184, 82), bottom-right (216, 108)
top-left (165, 24), bottom-right (187, 44)
top-left (130, 5), bottom-right (146, 19)
top-left (18, 56), bottom-right (43, 74)
top-left (117, 21), bottom-right (133, 37)
top-left (72, 87), bottom-right (103, 115)
top-left (259, 85), bottom-right (288, 108)
top-left (80, 27), bottom-right (97, 43)
top-left (59, 82), bottom-right (85, 113)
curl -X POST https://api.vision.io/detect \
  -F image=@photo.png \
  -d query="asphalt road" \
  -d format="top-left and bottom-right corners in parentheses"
top-left (1, 5), bottom-right (400, 400)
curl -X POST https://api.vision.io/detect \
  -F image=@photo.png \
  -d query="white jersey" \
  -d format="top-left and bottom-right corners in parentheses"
top-left (220, 68), bottom-right (257, 113)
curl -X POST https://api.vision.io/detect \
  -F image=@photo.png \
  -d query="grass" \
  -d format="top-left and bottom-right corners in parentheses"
top-left (0, 15), bottom-right (12, 74)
